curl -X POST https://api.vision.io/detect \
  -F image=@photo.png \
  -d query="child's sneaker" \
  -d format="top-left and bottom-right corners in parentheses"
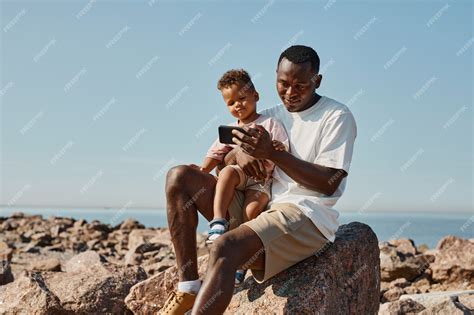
top-left (206, 218), bottom-right (229, 244)
top-left (235, 269), bottom-right (247, 287)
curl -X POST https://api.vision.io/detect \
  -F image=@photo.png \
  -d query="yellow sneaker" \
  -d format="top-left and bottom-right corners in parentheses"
top-left (158, 291), bottom-right (197, 315)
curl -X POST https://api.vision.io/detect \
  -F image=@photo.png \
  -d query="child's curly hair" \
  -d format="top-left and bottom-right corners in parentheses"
top-left (217, 69), bottom-right (255, 92)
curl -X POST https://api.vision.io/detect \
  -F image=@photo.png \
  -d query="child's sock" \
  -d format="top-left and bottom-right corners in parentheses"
top-left (210, 221), bottom-right (226, 232)
top-left (178, 279), bottom-right (202, 294)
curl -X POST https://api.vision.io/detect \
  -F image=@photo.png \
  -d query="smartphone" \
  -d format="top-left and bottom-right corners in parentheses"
top-left (218, 125), bottom-right (247, 144)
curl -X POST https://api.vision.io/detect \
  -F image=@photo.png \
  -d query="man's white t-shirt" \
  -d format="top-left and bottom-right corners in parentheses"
top-left (261, 96), bottom-right (357, 242)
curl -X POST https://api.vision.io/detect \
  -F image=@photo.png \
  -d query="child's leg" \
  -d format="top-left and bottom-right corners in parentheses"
top-left (242, 189), bottom-right (270, 222)
top-left (207, 166), bottom-right (244, 244)
top-left (213, 166), bottom-right (242, 219)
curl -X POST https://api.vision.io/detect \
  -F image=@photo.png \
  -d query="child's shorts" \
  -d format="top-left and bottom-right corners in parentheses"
top-left (228, 165), bottom-right (271, 198)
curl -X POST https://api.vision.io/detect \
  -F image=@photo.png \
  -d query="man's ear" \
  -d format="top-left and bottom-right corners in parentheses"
top-left (314, 74), bottom-right (323, 89)
top-left (313, 74), bottom-right (323, 89)
top-left (254, 91), bottom-right (260, 102)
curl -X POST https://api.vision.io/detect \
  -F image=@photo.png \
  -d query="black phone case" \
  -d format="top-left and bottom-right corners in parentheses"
top-left (218, 126), bottom-right (246, 144)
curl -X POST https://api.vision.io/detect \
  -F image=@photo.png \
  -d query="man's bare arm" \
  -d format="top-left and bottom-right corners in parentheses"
top-left (232, 125), bottom-right (346, 196)
top-left (269, 149), bottom-right (346, 196)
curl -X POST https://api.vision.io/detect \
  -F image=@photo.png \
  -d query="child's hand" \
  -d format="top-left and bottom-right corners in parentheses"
top-left (272, 140), bottom-right (286, 152)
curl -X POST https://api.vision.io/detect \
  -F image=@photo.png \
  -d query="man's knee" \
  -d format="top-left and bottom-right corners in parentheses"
top-left (209, 234), bottom-right (239, 266)
top-left (166, 165), bottom-right (192, 193)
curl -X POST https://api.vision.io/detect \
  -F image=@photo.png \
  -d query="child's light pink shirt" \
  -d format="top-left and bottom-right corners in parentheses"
top-left (206, 114), bottom-right (289, 174)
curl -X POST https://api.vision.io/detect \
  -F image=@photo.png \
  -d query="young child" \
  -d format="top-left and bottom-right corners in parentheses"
top-left (192, 69), bottom-right (289, 284)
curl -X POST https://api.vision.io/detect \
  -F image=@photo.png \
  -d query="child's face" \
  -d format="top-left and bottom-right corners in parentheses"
top-left (221, 84), bottom-right (259, 121)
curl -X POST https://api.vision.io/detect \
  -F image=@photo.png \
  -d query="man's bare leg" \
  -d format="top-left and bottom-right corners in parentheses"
top-left (166, 165), bottom-right (218, 282)
top-left (192, 225), bottom-right (265, 315)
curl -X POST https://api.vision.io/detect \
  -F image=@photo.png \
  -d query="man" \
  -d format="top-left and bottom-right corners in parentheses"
top-left (161, 45), bottom-right (357, 314)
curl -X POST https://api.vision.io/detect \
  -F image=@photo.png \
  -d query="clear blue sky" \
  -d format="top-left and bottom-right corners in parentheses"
top-left (1, 0), bottom-right (472, 212)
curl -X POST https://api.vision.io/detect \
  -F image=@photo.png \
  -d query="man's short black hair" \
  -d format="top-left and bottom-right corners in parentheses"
top-left (278, 45), bottom-right (320, 73)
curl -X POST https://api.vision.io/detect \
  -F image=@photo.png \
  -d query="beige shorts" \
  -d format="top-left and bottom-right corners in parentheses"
top-left (228, 165), bottom-right (271, 198)
top-left (228, 192), bottom-right (329, 283)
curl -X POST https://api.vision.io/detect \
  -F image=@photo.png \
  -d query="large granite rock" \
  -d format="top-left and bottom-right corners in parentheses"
top-left (430, 236), bottom-right (474, 288)
top-left (126, 222), bottom-right (380, 314)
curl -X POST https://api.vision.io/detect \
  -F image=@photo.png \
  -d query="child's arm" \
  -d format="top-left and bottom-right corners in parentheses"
top-left (200, 157), bottom-right (221, 173)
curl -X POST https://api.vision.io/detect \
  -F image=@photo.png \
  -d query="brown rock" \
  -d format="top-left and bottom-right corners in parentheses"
top-left (0, 261), bottom-right (14, 285)
top-left (411, 277), bottom-right (431, 293)
top-left (383, 287), bottom-right (404, 303)
top-left (418, 298), bottom-right (464, 315)
top-left (126, 222), bottom-right (381, 315)
top-left (119, 218), bottom-right (145, 231)
top-left (0, 242), bottom-right (13, 261)
top-left (430, 236), bottom-right (474, 287)
top-left (0, 272), bottom-right (62, 313)
top-left (44, 264), bottom-right (147, 313)
top-left (457, 294), bottom-right (474, 310)
top-left (380, 242), bottom-right (433, 282)
top-left (378, 298), bottom-right (425, 314)
top-left (29, 258), bottom-right (61, 272)
top-left (128, 229), bottom-right (170, 249)
top-left (389, 239), bottom-right (418, 255)
top-left (63, 250), bottom-right (107, 273)
top-left (389, 278), bottom-right (410, 289)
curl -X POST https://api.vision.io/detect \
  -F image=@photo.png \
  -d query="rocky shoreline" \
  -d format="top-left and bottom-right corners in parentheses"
top-left (0, 212), bottom-right (472, 314)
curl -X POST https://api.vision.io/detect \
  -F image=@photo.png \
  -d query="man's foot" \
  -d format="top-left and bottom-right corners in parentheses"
top-left (206, 218), bottom-right (229, 244)
top-left (235, 269), bottom-right (247, 287)
top-left (158, 291), bottom-right (196, 315)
